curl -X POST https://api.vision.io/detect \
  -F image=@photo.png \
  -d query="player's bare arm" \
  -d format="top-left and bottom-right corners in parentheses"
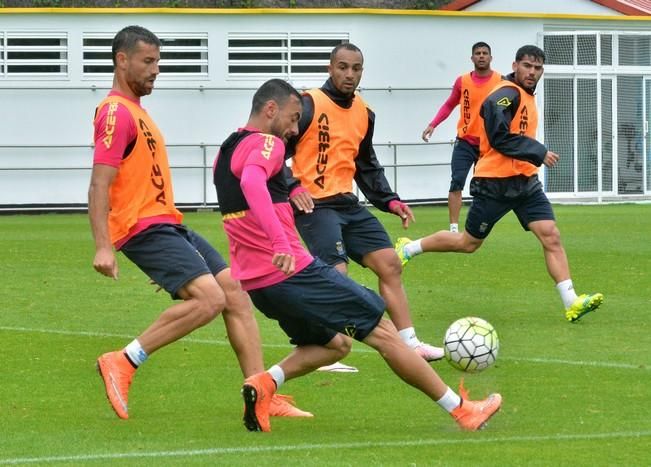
top-left (88, 163), bottom-right (119, 280)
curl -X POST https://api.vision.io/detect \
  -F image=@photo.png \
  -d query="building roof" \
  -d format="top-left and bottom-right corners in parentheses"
top-left (440, 0), bottom-right (651, 15)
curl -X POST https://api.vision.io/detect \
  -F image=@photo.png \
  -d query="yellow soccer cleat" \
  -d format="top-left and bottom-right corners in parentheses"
top-left (394, 237), bottom-right (413, 267)
top-left (565, 293), bottom-right (604, 322)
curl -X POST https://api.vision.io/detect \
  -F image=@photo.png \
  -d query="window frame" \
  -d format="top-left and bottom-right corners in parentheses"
top-left (0, 31), bottom-right (69, 80)
top-left (227, 32), bottom-right (349, 81)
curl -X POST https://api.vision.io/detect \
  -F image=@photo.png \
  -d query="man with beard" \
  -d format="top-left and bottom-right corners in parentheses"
top-left (89, 25), bottom-right (310, 420)
top-left (213, 78), bottom-right (502, 433)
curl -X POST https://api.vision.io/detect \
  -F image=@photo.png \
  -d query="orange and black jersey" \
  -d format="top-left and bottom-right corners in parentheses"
top-left (285, 78), bottom-right (400, 212)
top-left (479, 73), bottom-right (547, 169)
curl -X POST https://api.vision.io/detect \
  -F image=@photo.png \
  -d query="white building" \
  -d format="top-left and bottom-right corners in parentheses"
top-left (1, 3), bottom-right (650, 209)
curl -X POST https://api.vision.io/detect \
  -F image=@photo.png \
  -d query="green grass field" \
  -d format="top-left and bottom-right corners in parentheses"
top-left (1, 204), bottom-right (650, 466)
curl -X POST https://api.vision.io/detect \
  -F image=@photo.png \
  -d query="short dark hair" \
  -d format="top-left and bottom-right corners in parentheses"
top-left (112, 25), bottom-right (161, 66)
top-left (330, 42), bottom-right (364, 64)
top-left (251, 79), bottom-right (302, 115)
top-left (472, 41), bottom-right (491, 54)
top-left (515, 45), bottom-right (545, 64)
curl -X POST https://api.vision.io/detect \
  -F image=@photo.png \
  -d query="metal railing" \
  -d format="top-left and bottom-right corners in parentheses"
top-left (0, 140), bottom-right (454, 211)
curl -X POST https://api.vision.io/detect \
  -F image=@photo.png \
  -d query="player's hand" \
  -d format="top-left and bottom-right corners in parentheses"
top-left (289, 190), bottom-right (314, 213)
top-left (272, 253), bottom-right (296, 275)
top-left (422, 125), bottom-right (434, 142)
top-left (93, 247), bottom-right (118, 280)
top-left (389, 200), bottom-right (415, 229)
top-left (543, 150), bottom-right (560, 168)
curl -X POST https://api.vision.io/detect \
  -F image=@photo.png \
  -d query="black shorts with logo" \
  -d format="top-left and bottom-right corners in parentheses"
top-left (295, 203), bottom-right (392, 266)
top-left (120, 223), bottom-right (228, 299)
top-left (247, 259), bottom-right (385, 346)
top-left (465, 175), bottom-right (555, 239)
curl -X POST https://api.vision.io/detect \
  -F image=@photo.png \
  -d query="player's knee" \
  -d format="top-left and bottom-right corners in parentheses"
top-left (457, 233), bottom-right (482, 253)
top-left (329, 333), bottom-right (353, 359)
top-left (461, 241), bottom-right (480, 253)
top-left (363, 319), bottom-right (399, 355)
top-left (541, 225), bottom-right (562, 250)
top-left (384, 254), bottom-right (403, 277)
top-left (194, 284), bottom-right (226, 324)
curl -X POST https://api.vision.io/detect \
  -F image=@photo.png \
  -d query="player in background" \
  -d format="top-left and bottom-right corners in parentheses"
top-left (213, 78), bottom-right (502, 433)
top-left (397, 45), bottom-right (603, 323)
top-left (421, 41), bottom-right (502, 233)
top-left (284, 43), bottom-right (444, 364)
top-left (88, 25), bottom-right (311, 420)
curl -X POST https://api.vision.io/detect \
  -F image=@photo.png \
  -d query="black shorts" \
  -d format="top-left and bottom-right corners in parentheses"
top-left (295, 205), bottom-right (392, 266)
top-left (449, 138), bottom-right (480, 192)
top-left (247, 259), bottom-right (385, 346)
top-left (465, 176), bottom-right (555, 239)
top-left (120, 223), bottom-right (228, 299)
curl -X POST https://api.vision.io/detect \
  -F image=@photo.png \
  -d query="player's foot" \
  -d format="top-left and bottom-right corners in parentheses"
top-left (414, 342), bottom-right (445, 362)
top-left (395, 237), bottom-right (412, 267)
top-left (451, 394), bottom-right (503, 431)
top-left (316, 361), bottom-right (359, 373)
top-left (96, 351), bottom-right (136, 420)
top-left (270, 394), bottom-right (314, 417)
top-left (565, 293), bottom-right (604, 322)
top-left (242, 372), bottom-right (276, 432)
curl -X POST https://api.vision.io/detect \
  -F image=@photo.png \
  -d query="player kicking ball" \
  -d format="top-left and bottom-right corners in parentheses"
top-left (213, 78), bottom-right (502, 433)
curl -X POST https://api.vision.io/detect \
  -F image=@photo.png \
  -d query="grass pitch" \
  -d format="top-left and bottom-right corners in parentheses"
top-left (1, 204), bottom-right (650, 466)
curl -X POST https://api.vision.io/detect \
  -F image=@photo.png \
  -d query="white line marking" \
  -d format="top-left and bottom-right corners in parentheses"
top-left (1, 431), bottom-right (650, 465)
top-left (1, 325), bottom-right (649, 371)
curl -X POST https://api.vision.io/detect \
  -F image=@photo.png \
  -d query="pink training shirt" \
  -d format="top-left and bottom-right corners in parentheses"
top-left (93, 90), bottom-right (180, 249)
top-left (429, 72), bottom-right (497, 147)
top-left (220, 127), bottom-right (313, 291)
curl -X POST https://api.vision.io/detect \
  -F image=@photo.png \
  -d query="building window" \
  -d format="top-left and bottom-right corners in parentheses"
top-left (82, 32), bottom-right (209, 79)
top-left (227, 33), bottom-right (349, 80)
top-left (0, 32), bottom-right (68, 78)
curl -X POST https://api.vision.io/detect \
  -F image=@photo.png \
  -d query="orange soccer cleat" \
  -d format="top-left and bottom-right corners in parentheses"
top-left (96, 351), bottom-right (136, 420)
top-left (270, 394), bottom-right (314, 418)
top-left (241, 372), bottom-right (276, 432)
top-left (451, 380), bottom-right (502, 431)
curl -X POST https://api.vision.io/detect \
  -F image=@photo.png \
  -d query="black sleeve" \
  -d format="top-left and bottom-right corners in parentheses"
top-left (354, 108), bottom-right (400, 212)
top-left (284, 94), bottom-right (315, 192)
top-left (480, 87), bottom-right (547, 166)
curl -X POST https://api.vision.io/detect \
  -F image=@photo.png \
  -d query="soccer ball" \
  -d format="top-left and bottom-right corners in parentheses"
top-left (443, 317), bottom-right (499, 373)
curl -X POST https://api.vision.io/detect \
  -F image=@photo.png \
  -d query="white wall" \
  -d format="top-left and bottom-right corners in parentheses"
top-left (465, 0), bottom-right (622, 15)
top-left (0, 6), bottom-right (643, 207)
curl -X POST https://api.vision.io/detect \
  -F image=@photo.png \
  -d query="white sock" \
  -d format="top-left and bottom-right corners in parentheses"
top-left (450, 223), bottom-right (459, 233)
top-left (405, 239), bottom-right (423, 258)
top-left (124, 339), bottom-right (148, 367)
top-left (398, 327), bottom-right (420, 349)
top-left (556, 279), bottom-right (578, 308)
top-left (267, 365), bottom-right (285, 390)
top-left (437, 387), bottom-right (462, 413)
